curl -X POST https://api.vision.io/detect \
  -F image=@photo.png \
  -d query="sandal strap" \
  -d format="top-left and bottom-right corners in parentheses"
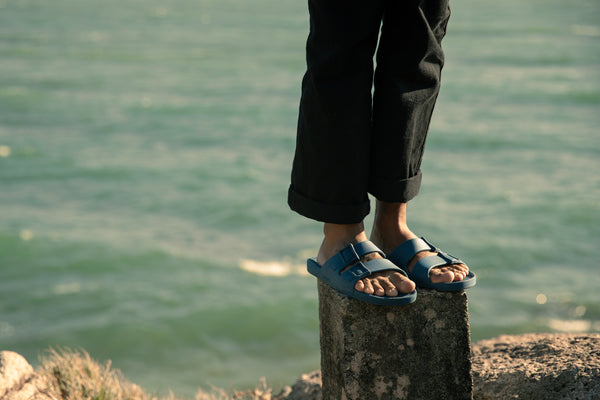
top-left (323, 241), bottom-right (385, 273)
top-left (411, 250), bottom-right (464, 282)
top-left (388, 237), bottom-right (434, 268)
top-left (340, 258), bottom-right (406, 282)
top-left (354, 241), bottom-right (385, 258)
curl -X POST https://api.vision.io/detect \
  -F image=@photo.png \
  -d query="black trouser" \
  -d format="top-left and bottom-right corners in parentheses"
top-left (288, 0), bottom-right (451, 224)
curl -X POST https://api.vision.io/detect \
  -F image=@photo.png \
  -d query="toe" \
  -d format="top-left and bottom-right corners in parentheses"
top-left (354, 279), bottom-right (365, 293)
top-left (372, 280), bottom-right (386, 297)
top-left (390, 273), bottom-right (416, 294)
top-left (362, 279), bottom-right (375, 295)
top-left (430, 269), bottom-right (454, 284)
top-left (380, 279), bottom-right (399, 297)
top-left (451, 263), bottom-right (469, 281)
top-left (457, 263), bottom-right (470, 274)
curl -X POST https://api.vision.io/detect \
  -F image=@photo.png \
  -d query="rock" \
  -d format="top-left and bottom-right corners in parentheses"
top-left (0, 350), bottom-right (82, 400)
top-left (0, 351), bottom-right (35, 399)
top-left (472, 333), bottom-right (600, 400)
top-left (275, 371), bottom-right (322, 400)
top-left (3, 333), bottom-right (598, 400)
top-left (317, 281), bottom-right (473, 400)
top-left (278, 333), bottom-right (600, 400)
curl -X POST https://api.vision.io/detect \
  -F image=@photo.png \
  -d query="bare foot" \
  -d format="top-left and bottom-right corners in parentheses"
top-left (316, 222), bottom-right (415, 297)
top-left (369, 201), bottom-right (470, 284)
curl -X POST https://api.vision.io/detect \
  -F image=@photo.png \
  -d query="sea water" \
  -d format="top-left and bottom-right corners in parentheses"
top-left (1, 0), bottom-right (599, 396)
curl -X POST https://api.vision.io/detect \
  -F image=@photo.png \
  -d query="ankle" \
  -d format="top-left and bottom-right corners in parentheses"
top-left (370, 202), bottom-right (417, 253)
top-left (323, 222), bottom-right (365, 243)
top-left (373, 201), bottom-right (407, 223)
top-left (373, 201), bottom-right (411, 232)
top-left (370, 227), bottom-right (416, 254)
top-left (318, 222), bottom-right (367, 265)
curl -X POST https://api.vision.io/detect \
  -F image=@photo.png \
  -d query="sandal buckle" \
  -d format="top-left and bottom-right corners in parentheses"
top-left (421, 237), bottom-right (438, 252)
top-left (348, 262), bottom-right (369, 279)
top-left (438, 250), bottom-right (461, 264)
top-left (340, 244), bottom-right (360, 266)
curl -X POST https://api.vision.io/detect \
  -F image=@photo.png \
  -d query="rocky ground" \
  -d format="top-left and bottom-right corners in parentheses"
top-left (1, 333), bottom-right (599, 400)
top-left (471, 333), bottom-right (600, 400)
top-left (276, 333), bottom-right (600, 400)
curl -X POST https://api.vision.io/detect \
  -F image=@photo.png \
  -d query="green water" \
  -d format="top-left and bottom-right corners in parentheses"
top-left (1, 0), bottom-right (599, 396)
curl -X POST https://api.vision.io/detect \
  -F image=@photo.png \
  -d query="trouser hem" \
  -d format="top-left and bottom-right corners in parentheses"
top-left (288, 186), bottom-right (370, 224)
top-left (368, 170), bottom-right (422, 203)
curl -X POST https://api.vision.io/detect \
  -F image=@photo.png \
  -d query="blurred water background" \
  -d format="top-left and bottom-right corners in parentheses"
top-left (1, 0), bottom-right (599, 396)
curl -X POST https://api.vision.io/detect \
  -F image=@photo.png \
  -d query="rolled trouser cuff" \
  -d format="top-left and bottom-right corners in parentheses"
top-left (368, 170), bottom-right (422, 203)
top-left (288, 186), bottom-right (370, 224)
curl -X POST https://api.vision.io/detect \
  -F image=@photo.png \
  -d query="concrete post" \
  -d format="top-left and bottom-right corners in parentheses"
top-left (317, 280), bottom-right (473, 400)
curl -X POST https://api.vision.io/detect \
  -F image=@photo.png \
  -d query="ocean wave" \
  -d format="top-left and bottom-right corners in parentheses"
top-left (238, 259), bottom-right (308, 277)
top-left (547, 318), bottom-right (600, 333)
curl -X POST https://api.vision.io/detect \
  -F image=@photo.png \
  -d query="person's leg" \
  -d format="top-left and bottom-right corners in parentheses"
top-left (368, 0), bottom-right (469, 283)
top-left (369, 0), bottom-right (450, 200)
top-left (289, 0), bottom-right (415, 297)
top-left (288, 0), bottom-right (384, 224)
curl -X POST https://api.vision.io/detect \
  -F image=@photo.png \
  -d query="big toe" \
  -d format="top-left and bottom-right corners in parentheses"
top-left (391, 275), bottom-right (416, 294)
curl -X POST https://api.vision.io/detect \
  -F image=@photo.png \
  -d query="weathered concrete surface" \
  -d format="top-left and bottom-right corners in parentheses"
top-left (472, 333), bottom-right (600, 400)
top-left (317, 281), bottom-right (472, 400)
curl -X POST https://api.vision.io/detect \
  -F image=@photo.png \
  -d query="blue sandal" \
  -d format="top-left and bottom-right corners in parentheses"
top-left (307, 241), bottom-right (417, 306)
top-left (388, 237), bottom-right (476, 291)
